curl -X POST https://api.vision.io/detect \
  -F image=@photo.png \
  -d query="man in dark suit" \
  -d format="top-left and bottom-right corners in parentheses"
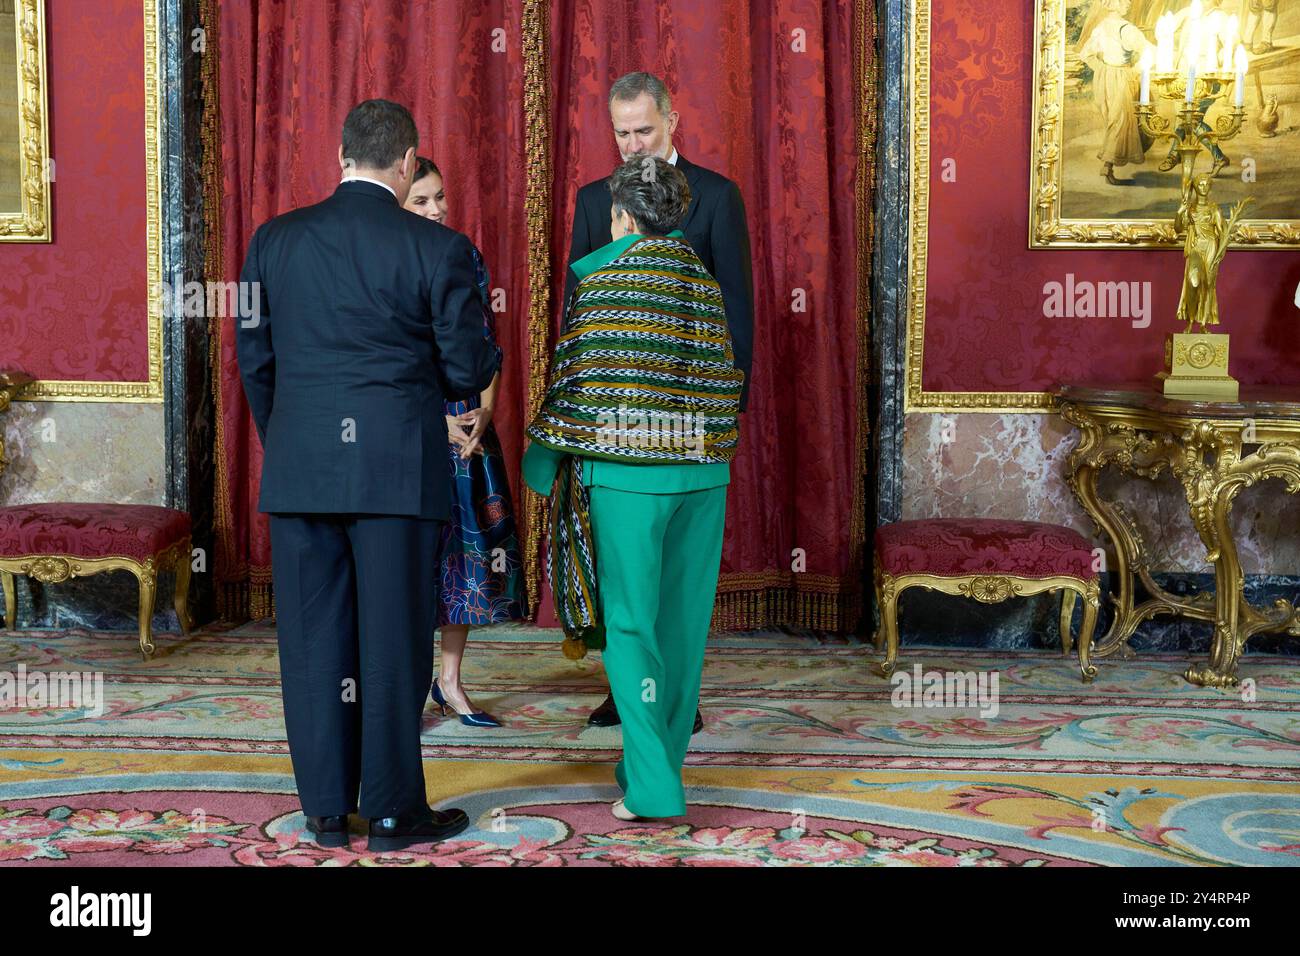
top-left (564, 72), bottom-right (754, 731)
top-left (237, 99), bottom-right (500, 852)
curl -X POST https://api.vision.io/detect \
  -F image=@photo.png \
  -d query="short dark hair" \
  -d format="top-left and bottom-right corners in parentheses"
top-left (413, 156), bottom-right (441, 183)
top-left (341, 99), bottom-right (418, 171)
top-left (608, 156), bottom-right (691, 236)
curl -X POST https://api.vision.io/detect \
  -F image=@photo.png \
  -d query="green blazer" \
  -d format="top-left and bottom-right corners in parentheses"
top-left (522, 230), bottom-right (731, 497)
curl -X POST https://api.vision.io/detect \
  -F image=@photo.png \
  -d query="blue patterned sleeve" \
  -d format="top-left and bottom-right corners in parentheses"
top-left (470, 244), bottom-right (504, 359)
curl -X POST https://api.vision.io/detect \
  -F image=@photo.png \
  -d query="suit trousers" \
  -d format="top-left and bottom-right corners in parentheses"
top-left (589, 484), bottom-right (728, 817)
top-left (269, 513), bottom-right (440, 819)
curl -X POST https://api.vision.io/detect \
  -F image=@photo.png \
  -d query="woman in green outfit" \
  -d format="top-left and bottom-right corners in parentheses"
top-left (522, 155), bottom-right (744, 821)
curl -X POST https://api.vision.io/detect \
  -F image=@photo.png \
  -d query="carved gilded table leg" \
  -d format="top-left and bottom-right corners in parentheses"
top-left (1, 569), bottom-right (14, 629)
top-left (1178, 437), bottom-right (1300, 687)
top-left (1061, 393), bottom-right (1300, 689)
top-left (172, 537), bottom-right (194, 635)
top-left (1078, 581), bottom-right (1100, 683)
top-left (133, 560), bottom-right (158, 660)
top-left (1059, 402), bottom-right (1171, 659)
top-left (1058, 589), bottom-right (1076, 655)
top-left (874, 566), bottom-right (900, 677)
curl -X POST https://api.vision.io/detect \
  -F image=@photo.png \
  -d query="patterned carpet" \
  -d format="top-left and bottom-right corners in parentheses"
top-left (1, 621), bottom-right (1298, 867)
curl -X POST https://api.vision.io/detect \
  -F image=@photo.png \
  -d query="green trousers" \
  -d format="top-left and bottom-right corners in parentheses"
top-left (589, 483), bottom-right (728, 817)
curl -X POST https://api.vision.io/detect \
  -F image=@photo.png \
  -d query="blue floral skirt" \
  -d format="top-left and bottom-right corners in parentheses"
top-left (437, 399), bottom-right (525, 626)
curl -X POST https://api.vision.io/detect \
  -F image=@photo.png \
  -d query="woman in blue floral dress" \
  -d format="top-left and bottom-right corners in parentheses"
top-left (405, 157), bottom-right (524, 727)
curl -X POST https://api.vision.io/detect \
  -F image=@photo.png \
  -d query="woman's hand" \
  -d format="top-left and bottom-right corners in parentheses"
top-left (453, 406), bottom-right (494, 459)
top-left (446, 413), bottom-right (479, 457)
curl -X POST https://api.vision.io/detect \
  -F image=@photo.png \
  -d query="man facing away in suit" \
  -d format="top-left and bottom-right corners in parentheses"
top-left (237, 99), bottom-right (501, 852)
top-left (564, 71), bottom-right (755, 731)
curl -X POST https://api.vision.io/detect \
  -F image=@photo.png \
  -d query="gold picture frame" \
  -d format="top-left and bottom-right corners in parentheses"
top-left (1030, 0), bottom-right (1300, 250)
top-left (15, 0), bottom-right (164, 402)
top-left (0, 0), bottom-right (50, 242)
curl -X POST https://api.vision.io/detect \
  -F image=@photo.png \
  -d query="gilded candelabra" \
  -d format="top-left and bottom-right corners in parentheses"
top-left (1136, 67), bottom-right (1248, 400)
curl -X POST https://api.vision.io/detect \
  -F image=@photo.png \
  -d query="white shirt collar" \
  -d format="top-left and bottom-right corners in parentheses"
top-left (667, 147), bottom-right (679, 166)
top-left (340, 174), bottom-right (397, 199)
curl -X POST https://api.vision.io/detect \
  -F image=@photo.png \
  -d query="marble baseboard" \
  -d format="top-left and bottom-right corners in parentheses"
top-left (5, 567), bottom-right (188, 637)
top-left (884, 572), bottom-right (1300, 656)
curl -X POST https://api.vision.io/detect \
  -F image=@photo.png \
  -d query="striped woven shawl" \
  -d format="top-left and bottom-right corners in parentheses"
top-left (527, 235), bottom-right (744, 654)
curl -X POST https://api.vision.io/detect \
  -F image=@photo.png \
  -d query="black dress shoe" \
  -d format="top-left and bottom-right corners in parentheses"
top-left (367, 807), bottom-right (470, 852)
top-left (587, 693), bottom-right (621, 727)
top-left (304, 814), bottom-right (351, 849)
top-left (588, 692), bottom-right (706, 735)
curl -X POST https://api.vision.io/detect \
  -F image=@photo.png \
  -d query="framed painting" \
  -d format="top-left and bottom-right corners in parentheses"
top-left (0, 0), bottom-right (49, 242)
top-left (1030, 0), bottom-right (1300, 248)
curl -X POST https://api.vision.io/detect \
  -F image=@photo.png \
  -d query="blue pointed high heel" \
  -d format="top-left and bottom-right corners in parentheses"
top-left (431, 678), bottom-right (501, 728)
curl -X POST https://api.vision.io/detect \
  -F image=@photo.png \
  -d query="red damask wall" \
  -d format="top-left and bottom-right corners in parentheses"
top-left (0, 0), bottom-right (148, 383)
top-left (924, 1), bottom-right (1300, 395)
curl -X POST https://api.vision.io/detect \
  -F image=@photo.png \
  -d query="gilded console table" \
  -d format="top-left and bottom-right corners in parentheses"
top-left (0, 372), bottom-right (34, 482)
top-left (1058, 384), bottom-right (1300, 688)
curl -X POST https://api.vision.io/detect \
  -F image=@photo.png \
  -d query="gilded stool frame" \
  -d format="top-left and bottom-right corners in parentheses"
top-left (1, 536), bottom-right (194, 659)
top-left (873, 565), bottom-right (1103, 682)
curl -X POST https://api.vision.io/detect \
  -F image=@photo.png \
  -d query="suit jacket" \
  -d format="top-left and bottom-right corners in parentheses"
top-left (564, 153), bottom-right (754, 409)
top-left (236, 179), bottom-right (501, 519)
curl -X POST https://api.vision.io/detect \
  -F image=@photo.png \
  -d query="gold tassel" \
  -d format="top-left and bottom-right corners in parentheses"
top-left (561, 637), bottom-right (588, 660)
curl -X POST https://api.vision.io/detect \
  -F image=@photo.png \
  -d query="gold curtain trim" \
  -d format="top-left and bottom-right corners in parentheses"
top-left (521, 0), bottom-right (551, 619)
top-left (849, 0), bottom-right (877, 635)
top-left (201, 0), bottom-right (256, 621)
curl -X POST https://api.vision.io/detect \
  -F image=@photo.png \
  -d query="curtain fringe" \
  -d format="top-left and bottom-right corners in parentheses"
top-left (712, 577), bottom-right (862, 633)
top-left (215, 580), bottom-right (275, 624)
top-left (213, 577), bottom-right (860, 634)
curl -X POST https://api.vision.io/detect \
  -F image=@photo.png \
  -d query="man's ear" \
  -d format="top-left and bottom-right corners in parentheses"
top-left (666, 110), bottom-right (680, 138)
top-left (338, 145), bottom-right (349, 173)
top-left (400, 146), bottom-right (416, 180)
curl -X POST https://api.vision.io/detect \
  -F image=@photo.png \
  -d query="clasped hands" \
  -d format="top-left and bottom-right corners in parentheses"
top-left (447, 406), bottom-right (493, 459)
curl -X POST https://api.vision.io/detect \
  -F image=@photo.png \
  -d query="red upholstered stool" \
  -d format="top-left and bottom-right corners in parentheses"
top-left (874, 519), bottom-right (1101, 682)
top-left (0, 504), bottom-right (194, 659)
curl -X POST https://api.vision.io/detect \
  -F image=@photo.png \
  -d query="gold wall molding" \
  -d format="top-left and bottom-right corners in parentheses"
top-left (0, 0), bottom-right (49, 242)
top-left (15, 0), bottom-right (164, 403)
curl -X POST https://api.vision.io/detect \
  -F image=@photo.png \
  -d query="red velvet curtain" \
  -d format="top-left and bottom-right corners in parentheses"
top-left (212, 0), bottom-right (872, 631)
top-left (211, 0), bottom-right (529, 619)
top-left (548, 0), bottom-right (868, 629)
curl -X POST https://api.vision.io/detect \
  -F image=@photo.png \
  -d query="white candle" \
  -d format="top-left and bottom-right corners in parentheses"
top-left (1186, 63), bottom-right (1196, 102)
top-left (1234, 46), bottom-right (1249, 107)
top-left (1139, 49), bottom-right (1152, 104)
top-left (1156, 14), bottom-right (1175, 73)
